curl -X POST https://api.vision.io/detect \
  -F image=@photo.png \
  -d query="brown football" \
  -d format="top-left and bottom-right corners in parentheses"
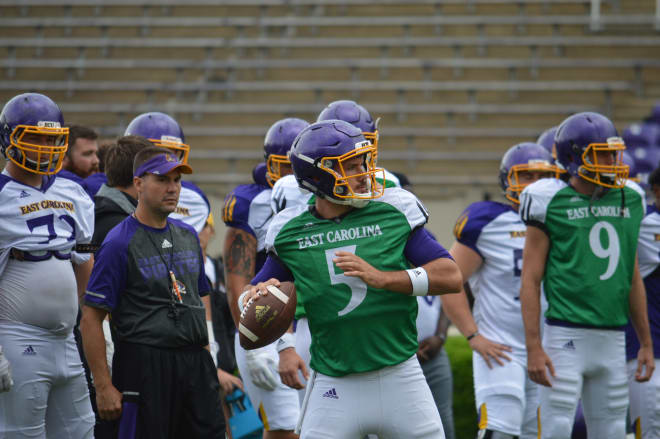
top-left (238, 281), bottom-right (297, 350)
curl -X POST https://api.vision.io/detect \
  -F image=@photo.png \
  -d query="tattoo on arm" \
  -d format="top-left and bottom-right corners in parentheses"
top-left (225, 228), bottom-right (256, 278)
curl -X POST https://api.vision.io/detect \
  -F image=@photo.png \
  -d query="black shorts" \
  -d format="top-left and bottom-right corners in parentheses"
top-left (112, 342), bottom-right (225, 439)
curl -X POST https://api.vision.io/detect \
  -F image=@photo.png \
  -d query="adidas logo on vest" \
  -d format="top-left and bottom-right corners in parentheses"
top-left (162, 239), bottom-right (172, 249)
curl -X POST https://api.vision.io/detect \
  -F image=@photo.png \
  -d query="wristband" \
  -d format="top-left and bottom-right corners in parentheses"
top-left (405, 267), bottom-right (429, 296)
top-left (237, 291), bottom-right (249, 314)
top-left (466, 331), bottom-right (480, 341)
top-left (277, 332), bottom-right (295, 353)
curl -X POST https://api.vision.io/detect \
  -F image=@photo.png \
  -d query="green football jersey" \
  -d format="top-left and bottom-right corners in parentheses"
top-left (266, 187), bottom-right (428, 377)
top-left (293, 177), bottom-right (400, 321)
top-left (519, 178), bottom-right (645, 327)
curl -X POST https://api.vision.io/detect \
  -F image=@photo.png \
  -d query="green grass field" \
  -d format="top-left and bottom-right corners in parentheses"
top-left (445, 335), bottom-right (478, 439)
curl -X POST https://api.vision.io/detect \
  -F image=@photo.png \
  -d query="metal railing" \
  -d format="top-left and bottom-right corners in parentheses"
top-left (591, 0), bottom-right (660, 31)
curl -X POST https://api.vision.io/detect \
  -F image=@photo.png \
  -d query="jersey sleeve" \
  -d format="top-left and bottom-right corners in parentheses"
top-left (625, 179), bottom-right (646, 213)
top-left (519, 178), bottom-right (566, 229)
top-left (84, 228), bottom-right (129, 311)
top-left (376, 187), bottom-right (429, 230)
top-left (71, 180), bottom-right (95, 264)
top-left (265, 205), bottom-right (305, 255)
top-left (222, 186), bottom-right (257, 237)
top-left (453, 201), bottom-right (509, 258)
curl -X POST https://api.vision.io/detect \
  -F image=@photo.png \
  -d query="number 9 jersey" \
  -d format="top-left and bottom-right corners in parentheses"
top-left (519, 178), bottom-right (645, 328)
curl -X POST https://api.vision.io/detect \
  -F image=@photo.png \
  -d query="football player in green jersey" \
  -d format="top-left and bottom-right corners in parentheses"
top-left (240, 120), bottom-right (462, 438)
top-left (519, 112), bottom-right (655, 439)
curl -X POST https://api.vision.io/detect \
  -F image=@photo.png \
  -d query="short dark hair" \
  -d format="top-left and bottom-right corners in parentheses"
top-left (106, 136), bottom-right (151, 187)
top-left (66, 125), bottom-right (98, 156)
top-left (649, 165), bottom-right (660, 188)
top-left (133, 146), bottom-right (169, 177)
top-left (96, 140), bottom-right (115, 173)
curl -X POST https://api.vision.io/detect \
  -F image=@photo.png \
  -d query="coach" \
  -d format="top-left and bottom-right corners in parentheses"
top-left (81, 148), bottom-right (225, 438)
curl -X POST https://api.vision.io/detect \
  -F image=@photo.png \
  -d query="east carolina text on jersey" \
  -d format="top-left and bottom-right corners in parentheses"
top-left (520, 178), bottom-right (645, 327)
top-left (266, 187), bottom-right (428, 377)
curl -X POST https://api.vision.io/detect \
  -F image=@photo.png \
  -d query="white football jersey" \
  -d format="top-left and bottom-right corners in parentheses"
top-left (416, 296), bottom-right (441, 342)
top-left (454, 201), bottom-right (528, 356)
top-left (637, 205), bottom-right (660, 278)
top-left (223, 183), bottom-right (273, 253)
top-left (271, 174), bottom-right (312, 214)
top-left (0, 170), bottom-right (94, 272)
top-left (170, 180), bottom-right (211, 234)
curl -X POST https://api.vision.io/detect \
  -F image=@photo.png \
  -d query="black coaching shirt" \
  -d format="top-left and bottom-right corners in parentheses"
top-left (85, 215), bottom-right (210, 348)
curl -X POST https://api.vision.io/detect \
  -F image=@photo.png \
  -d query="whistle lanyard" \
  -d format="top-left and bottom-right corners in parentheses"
top-left (136, 215), bottom-right (182, 304)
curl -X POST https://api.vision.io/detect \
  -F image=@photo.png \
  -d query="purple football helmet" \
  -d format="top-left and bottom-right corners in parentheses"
top-left (648, 103), bottom-right (660, 124)
top-left (499, 142), bottom-right (557, 204)
top-left (623, 122), bottom-right (660, 151)
top-left (0, 93), bottom-right (68, 175)
top-left (555, 112), bottom-right (628, 188)
top-left (317, 100), bottom-right (379, 153)
top-left (290, 119), bottom-right (384, 207)
top-left (632, 146), bottom-right (660, 189)
top-left (263, 118), bottom-right (309, 187)
top-left (125, 112), bottom-right (189, 163)
top-left (536, 126), bottom-right (558, 156)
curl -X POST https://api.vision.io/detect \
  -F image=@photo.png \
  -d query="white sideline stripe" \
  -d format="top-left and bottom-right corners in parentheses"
top-left (266, 285), bottom-right (289, 304)
top-left (238, 323), bottom-right (259, 342)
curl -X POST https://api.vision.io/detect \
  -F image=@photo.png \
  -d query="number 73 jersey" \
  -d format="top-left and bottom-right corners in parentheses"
top-left (265, 187), bottom-right (429, 377)
top-left (519, 178), bottom-right (645, 328)
top-left (0, 173), bottom-right (94, 270)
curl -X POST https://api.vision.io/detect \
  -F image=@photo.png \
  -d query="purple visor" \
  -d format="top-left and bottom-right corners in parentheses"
top-left (134, 153), bottom-right (193, 177)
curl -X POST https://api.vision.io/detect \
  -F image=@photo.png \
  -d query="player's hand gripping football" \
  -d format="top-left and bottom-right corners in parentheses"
top-left (332, 251), bottom-right (386, 288)
top-left (0, 345), bottom-right (13, 393)
top-left (527, 345), bottom-right (555, 387)
top-left (278, 348), bottom-right (309, 390)
top-left (244, 347), bottom-right (279, 391)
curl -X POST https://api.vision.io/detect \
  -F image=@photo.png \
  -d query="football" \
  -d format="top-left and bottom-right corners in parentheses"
top-left (238, 282), bottom-right (297, 350)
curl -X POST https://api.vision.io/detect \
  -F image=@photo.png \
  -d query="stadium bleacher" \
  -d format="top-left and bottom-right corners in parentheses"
top-left (0, 0), bottom-right (658, 199)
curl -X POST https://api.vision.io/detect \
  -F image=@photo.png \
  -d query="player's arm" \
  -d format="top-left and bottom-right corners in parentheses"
top-left (442, 241), bottom-right (512, 367)
top-left (629, 255), bottom-right (655, 382)
top-left (223, 227), bottom-right (257, 327)
top-left (332, 227), bottom-right (462, 295)
top-left (73, 254), bottom-right (94, 302)
top-left (519, 224), bottom-right (554, 387)
top-left (80, 305), bottom-right (122, 420)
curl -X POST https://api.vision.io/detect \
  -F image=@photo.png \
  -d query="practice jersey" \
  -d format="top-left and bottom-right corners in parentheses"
top-left (0, 170), bottom-right (94, 271)
top-left (85, 216), bottom-right (210, 348)
top-left (520, 179), bottom-right (645, 328)
top-left (0, 170), bottom-right (94, 334)
top-left (266, 187), bottom-right (430, 377)
top-left (626, 204), bottom-right (660, 361)
top-left (223, 182), bottom-right (273, 264)
top-left (416, 296), bottom-right (441, 342)
top-left (454, 201), bottom-right (528, 354)
top-left (170, 181), bottom-right (211, 234)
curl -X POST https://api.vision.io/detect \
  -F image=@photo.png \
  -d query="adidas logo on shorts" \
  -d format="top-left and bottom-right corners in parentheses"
top-left (322, 388), bottom-right (338, 399)
top-left (562, 340), bottom-right (576, 350)
top-left (22, 345), bottom-right (36, 355)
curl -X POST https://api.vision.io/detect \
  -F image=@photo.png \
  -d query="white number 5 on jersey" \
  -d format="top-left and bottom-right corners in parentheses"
top-left (324, 245), bottom-right (368, 316)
